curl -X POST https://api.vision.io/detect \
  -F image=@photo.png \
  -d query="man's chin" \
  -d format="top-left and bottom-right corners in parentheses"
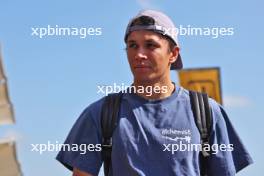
top-left (133, 75), bottom-right (155, 83)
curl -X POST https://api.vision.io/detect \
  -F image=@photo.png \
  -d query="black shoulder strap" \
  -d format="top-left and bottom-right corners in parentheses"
top-left (189, 90), bottom-right (212, 176)
top-left (101, 93), bottom-right (122, 176)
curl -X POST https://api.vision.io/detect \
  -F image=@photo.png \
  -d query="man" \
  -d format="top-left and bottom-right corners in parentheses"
top-left (56, 10), bottom-right (253, 176)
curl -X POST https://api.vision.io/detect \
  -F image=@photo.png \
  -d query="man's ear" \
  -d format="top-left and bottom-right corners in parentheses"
top-left (169, 46), bottom-right (180, 64)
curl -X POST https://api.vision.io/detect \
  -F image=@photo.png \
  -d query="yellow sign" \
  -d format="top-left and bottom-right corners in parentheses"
top-left (178, 67), bottom-right (222, 104)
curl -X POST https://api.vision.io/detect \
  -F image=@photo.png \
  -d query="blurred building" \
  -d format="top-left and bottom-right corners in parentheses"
top-left (0, 46), bottom-right (22, 176)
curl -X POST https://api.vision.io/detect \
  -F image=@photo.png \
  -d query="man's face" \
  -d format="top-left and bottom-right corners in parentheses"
top-left (126, 30), bottom-right (179, 83)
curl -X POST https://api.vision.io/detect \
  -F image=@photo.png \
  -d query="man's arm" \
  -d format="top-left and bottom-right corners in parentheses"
top-left (73, 168), bottom-right (94, 176)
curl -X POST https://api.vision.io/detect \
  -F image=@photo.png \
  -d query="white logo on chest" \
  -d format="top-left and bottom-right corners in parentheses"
top-left (161, 128), bottom-right (192, 143)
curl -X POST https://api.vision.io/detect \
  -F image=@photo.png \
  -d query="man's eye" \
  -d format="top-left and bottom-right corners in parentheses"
top-left (128, 43), bottom-right (137, 48)
top-left (146, 43), bottom-right (157, 49)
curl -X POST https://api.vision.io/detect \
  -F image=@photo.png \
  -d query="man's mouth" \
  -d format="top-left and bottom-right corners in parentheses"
top-left (134, 65), bottom-right (151, 69)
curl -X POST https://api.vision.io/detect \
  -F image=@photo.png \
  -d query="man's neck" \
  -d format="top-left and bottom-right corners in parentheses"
top-left (132, 79), bottom-right (175, 100)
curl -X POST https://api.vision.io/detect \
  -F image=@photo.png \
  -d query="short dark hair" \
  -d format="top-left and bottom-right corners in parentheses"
top-left (130, 16), bottom-right (155, 26)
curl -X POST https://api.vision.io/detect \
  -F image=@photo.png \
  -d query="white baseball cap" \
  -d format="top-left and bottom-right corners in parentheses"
top-left (124, 10), bottom-right (182, 70)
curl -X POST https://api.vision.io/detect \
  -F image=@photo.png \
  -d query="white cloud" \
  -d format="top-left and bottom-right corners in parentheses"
top-left (1, 129), bottom-right (24, 142)
top-left (223, 95), bottom-right (252, 108)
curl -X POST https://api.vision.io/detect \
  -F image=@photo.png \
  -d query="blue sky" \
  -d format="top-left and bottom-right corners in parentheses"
top-left (0, 0), bottom-right (263, 175)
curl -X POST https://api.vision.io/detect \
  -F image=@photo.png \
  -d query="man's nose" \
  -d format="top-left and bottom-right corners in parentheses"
top-left (135, 47), bottom-right (147, 60)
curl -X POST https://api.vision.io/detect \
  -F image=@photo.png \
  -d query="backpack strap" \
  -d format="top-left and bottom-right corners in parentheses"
top-left (101, 93), bottom-right (122, 176)
top-left (189, 90), bottom-right (212, 176)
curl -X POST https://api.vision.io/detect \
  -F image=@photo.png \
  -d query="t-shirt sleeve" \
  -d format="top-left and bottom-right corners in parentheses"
top-left (207, 100), bottom-right (253, 176)
top-left (56, 104), bottom-right (103, 176)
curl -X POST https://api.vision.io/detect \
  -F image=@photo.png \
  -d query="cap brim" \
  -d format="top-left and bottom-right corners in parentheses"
top-left (170, 54), bottom-right (183, 70)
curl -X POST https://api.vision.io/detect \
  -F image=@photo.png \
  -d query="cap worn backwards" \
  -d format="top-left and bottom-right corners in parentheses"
top-left (124, 10), bottom-right (183, 70)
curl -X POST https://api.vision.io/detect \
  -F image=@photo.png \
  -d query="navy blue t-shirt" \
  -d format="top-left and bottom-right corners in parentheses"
top-left (56, 86), bottom-right (253, 176)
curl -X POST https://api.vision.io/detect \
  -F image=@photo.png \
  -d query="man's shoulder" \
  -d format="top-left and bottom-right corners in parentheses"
top-left (178, 86), bottom-right (221, 108)
top-left (83, 93), bottom-right (122, 117)
top-left (84, 96), bottom-right (107, 114)
top-left (72, 96), bottom-right (109, 131)
top-left (177, 87), bottom-right (224, 122)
